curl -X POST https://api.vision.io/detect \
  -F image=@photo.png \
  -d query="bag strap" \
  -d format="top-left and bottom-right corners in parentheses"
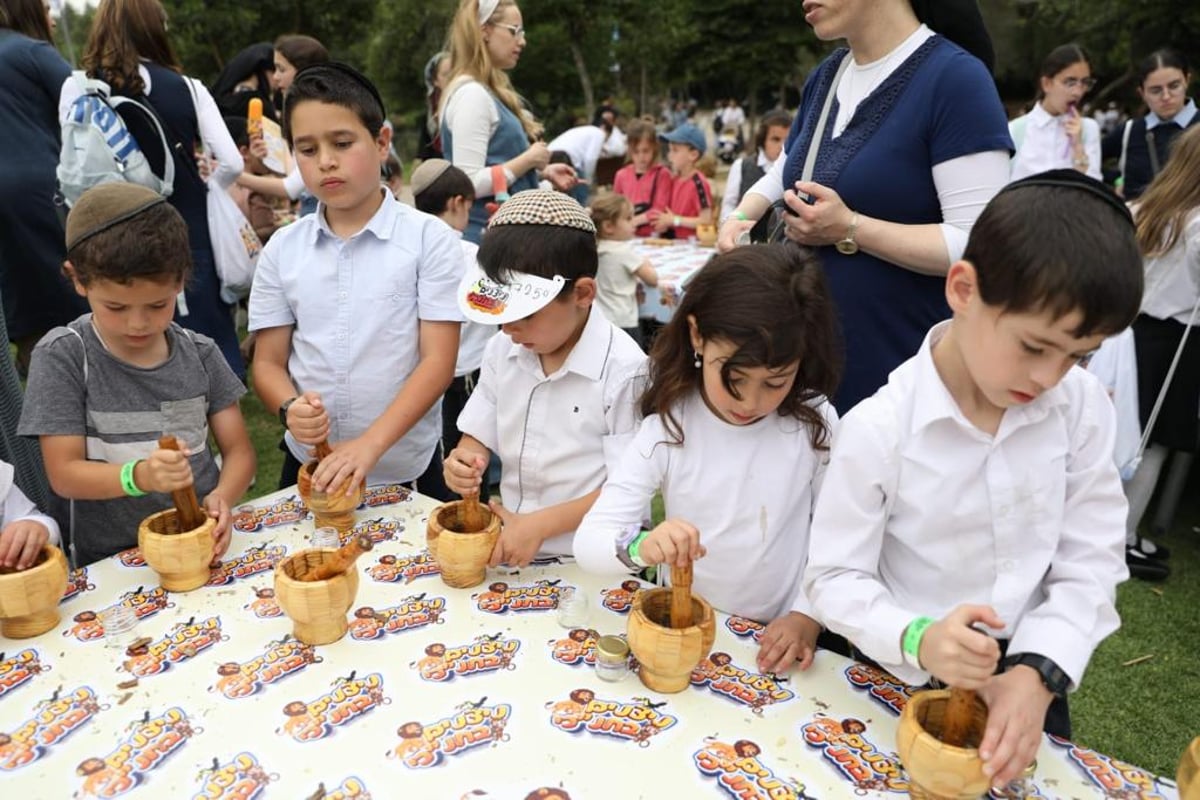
top-left (108, 94), bottom-right (178, 190)
top-left (1145, 129), bottom-right (1161, 176)
top-left (1134, 296), bottom-right (1200, 463)
top-left (800, 52), bottom-right (853, 188)
top-left (1118, 119), bottom-right (1133, 181)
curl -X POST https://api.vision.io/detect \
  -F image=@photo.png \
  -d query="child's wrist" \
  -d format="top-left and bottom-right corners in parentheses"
top-left (122, 460), bottom-right (147, 497)
top-left (902, 615), bottom-right (935, 669)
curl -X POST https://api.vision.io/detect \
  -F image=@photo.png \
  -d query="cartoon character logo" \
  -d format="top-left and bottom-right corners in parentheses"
top-left (321, 776), bottom-right (373, 799)
top-left (60, 567), bottom-right (96, 604)
top-left (1048, 734), bottom-right (1171, 799)
top-left (547, 690), bottom-right (677, 747)
top-left (390, 699), bottom-right (511, 769)
top-left (75, 707), bottom-right (198, 797)
top-left (367, 552), bottom-right (440, 584)
top-left (348, 517), bottom-right (404, 544)
top-left (0, 686), bottom-right (103, 771)
top-left (349, 595), bottom-right (446, 640)
top-left (244, 587), bottom-right (281, 619)
top-left (690, 652), bottom-right (795, 714)
top-left (465, 278), bottom-right (509, 316)
top-left (0, 649), bottom-right (51, 700)
top-left (362, 484), bottom-right (412, 507)
top-left (693, 737), bottom-right (810, 800)
top-left (724, 616), bottom-right (766, 643)
top-left (192, 752), bottom-right (278, 800)
top-left (120, 617), bottom-right (225, 678)
top-left (600, 580), bottom-right (644, 614)
top-left (412, 634), bottom-right (520, 682)
top-left (232, 496), bottom-right (306, 533)
top-left (547, 628), bottom-right (601, 666)
top-left (474, 580), bottom-right (567, 614)
top-left (843, 663), bottom-right (914, 716)
top-left (206, 545), bottom-right (288, 586)
top-left (209, 638), bottom-right (322, 699)
top-left (277, 673), bottom-right (387, 743)
top-left (800, 714), bottom-right (908, 794)
top-left (116, 549), bottom-right (146, 568)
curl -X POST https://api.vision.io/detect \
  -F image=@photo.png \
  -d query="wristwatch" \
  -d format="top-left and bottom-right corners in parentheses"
top-left (1004, 653), bottom-right (1070, 699)
top-left (278, 395), bottom-right (299, 427)
top-left (835, 211), bottom-right (860, 255)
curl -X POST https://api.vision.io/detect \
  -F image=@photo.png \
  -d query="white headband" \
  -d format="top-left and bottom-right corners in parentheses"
top-left (478, 0), bottom-right (500, 24)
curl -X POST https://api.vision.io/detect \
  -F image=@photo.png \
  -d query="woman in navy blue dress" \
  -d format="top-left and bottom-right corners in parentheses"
top-left (720, 0), bottom-right (1011, 412)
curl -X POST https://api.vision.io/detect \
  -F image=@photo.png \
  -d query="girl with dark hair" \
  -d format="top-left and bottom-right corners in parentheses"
top-left (575, 244), bottom-right (843, 676)
top-left (271, 34), bottom-right (329, 96)
top-left (1009, 45), bottom-right (1101, 181)
top-left (1103, 48), bottom-right (1198, 201)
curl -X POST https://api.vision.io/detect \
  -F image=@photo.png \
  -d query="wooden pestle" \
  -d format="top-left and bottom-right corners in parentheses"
top-left (304, 534), bottom-right (374, 581)
top-left (313, 440), bottom-right (332, 461)
top-left (670, 561), bottom-right (694, 629)
top-left (939, 687), bottom-right (979, 748)
top-left (459, 491), bottom-right (485, 532)
top-left (157, 436), bottom-right (206, 531)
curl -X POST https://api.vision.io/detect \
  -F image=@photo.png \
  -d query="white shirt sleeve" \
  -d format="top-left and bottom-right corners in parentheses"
top-left (1084, 118), bottom-right (1103, 181)
top-left (442, 80), bottom-right (504, 197)
top-left (282, 165), bottom-right (306, 200)
top-left (1, 482), bottom-right (61, 547)
top-left (745, 152), bottom-right (786, 205)
top-left (720, 158), bottom-right (745, 223)
top-left (186, 77), bottom-right (243, 189)
top-left (930, 149), bottom-right (1010, 263)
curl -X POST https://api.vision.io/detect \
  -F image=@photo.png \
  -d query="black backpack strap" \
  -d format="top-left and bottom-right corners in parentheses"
top-left (691, 173), bottom-right (710, 210)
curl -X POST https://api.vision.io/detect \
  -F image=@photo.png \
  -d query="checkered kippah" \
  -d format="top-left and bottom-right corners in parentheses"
top-left (487, 189), bottom-right (595, 234)
top-left (65, 183), bottom-right (168, 251)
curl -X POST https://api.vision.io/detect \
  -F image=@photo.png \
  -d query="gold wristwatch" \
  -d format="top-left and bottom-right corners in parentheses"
top-left (835, 211), bottom-right (860, 255)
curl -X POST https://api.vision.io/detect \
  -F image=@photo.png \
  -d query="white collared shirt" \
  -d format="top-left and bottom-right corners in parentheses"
top-left (1147, 98), bottom-right (1197, 130)
top-left (249, 191), bottom-right (465, 483)
top-left (1139, 207), bottom-right (1200, 324)
top-left (457, 308), bottom-right (646, 556)
top-left (719, 148), bottom-right (785, 223)
top-left (1009, 102), bottom-right (1102, 181)
top-left (805, 321), bottom-right (1128, 688)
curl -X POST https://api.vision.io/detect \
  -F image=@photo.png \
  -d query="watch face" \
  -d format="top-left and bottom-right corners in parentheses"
top-left (835, 239), bottom-right (859, 256)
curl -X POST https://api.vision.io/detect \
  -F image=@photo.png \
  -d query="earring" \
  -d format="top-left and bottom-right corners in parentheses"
top-left (693, 350), bottom-right (702, 368)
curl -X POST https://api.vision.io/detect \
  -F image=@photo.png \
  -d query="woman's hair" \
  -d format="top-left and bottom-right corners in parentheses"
top-left (274, 34), bottom-right (329, 73)
top-left (442, 0), bottom-right (543, 140)
top-left (1135, 125), bottom-right (1200, 258)
top-left (753, 110), bottom-right (792, 151)
top-left (589, 192), bottom-right (631, 233)
top-left (1136, 48), bottom-right (1190, 88)
top-left (1, 0), bottom-right (53, 41)
top-left (641, 244), bottom-right (841, 450)
top-left (1036, 44), bottom-right (1090, 98)
top-left (81, 0), bottom-right (180, 95)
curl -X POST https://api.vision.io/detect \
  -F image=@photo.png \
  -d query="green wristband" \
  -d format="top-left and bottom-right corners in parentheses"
top-left (627, 530), bottom-right (649, 567)
top-left (121, 459), bottom-right (147, 497)
top-left (733, 211), bottom-right (749, 221)
top-left (902, 616), bottom-right (935, 662)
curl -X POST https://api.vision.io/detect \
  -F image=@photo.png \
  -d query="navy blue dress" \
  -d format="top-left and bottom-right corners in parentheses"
top-left (782, 36), bottom-right (1011, 412)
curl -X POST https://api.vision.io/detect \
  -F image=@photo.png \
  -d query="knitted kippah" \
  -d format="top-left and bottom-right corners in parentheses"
top-left (487, 189), bottom-right (595, 234)
top-left (409, 159), bottom-right (453, 199)
top-left (65, 183), bottom-right (167, 251)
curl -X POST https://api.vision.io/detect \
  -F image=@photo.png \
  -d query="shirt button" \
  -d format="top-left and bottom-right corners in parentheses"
top-left (339, 291), bottom-right (348, 300)
top-left (1000, 559), bottom-right (1016, 572)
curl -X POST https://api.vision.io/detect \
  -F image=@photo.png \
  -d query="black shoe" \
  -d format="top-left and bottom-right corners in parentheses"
top-left (1130, 536), bottom-right (1171, 561)
top-left (1126, 546), bottom-right (1170, 581)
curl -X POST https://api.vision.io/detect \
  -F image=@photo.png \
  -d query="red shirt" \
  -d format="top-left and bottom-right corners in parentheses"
top-left (667, 170), bottom-right (713, 240)
top-left (613, 163), bottom-right (672, 237)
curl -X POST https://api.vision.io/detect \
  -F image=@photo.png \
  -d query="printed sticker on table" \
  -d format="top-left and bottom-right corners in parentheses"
top-left (724, 616), bottom-right (765, 643)
top-left (0, 685), bottom-right (102, 771)
top-left (346, 516), bottom-right (404, 546)
top-left (547, 690), bottom-right (677, 747)
top-left (474, 580), bottom-right (568, 614)
top-left (800, 713), bottom-right (909, 794)
top-left (244, 587), bottom-right (281, 619)
top-left (454, 786), bottom-right (573, 800)
top-left (989, 782), bottom-right (1047, 799)
top-left (412, 633), bottom-right (520, 682)
top-left (693, 737), bottom-right (811, 800)
top-left (366, 552), bottom-right (439, 584)
top-left (192, 752), bottom-right (277, 800)
top-left (389, 699), bottom-right (511, 769)
top-left (115, 548), bottom-right (147, 568)
top-left (209, 638), bottom-right (322, 699)
top-left (233, 495), bottom-right (307, 533)
top-left (348, 595), bottom-right (446, 640)
top-left (278, 672), bottom-right (388, 743)
top-left (61, 567), bottom-right (96, 604)
top-left (319, 776), bottom-right (374, 799)
top-left (121, 616), bottom-right (225, 679)
top-left (547, 629), bottom-right (639, 674)
top-left (0, 649), bottom-right (51, 701)
top-left (843, 663), bottom-right (915, 716)
top-left (73, 706), bottom-right (199, 797)
top-left (600, 580), bottom-right (645, 614)
top-left (361, 483), bottom-right (413, 508)
top-left (206, 544), bottom-right (288, 586)
top-left (64, 588), bottom-right (174, 643)
top-left (1047, 734), bottom-right (1173, 799)
top-left (690, 652), bottom-right (796, 714)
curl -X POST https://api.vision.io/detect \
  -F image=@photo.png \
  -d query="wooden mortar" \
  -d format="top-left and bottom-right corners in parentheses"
top-left (138, 509), bottom-right (217, 592)
top-left (428, 500), bottom-right (500, 588)
top-left (626, 565), bottom-right (716, 693)
top-left (297, 460), bottom-right (364, 534)
top-left (896, 688), bottom-right (990, 800)
top-left (0, 545), bottom-right (69, 638)
top-left (1180, 736), bottom-right (1200, 800)
top-left (274, 548), bottom-right (361, 645)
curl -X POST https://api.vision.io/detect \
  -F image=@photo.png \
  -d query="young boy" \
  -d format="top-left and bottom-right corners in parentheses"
top-left (222, 115), bottom-right (290, 245)
top-left (250, 64), bottom-right (464, 500)
top-left (652, 123), bottom-right (714, 240)
top-left (804, 171), bottom-right (1143, 788)
top-left (18, 183), bottom-right (256, 567)
top-left (408, 158), bottom-right (495, 458)
top-left (443, 190), bottom-right (646, 567)
top-left (0, 459), bottom-right (61, 572)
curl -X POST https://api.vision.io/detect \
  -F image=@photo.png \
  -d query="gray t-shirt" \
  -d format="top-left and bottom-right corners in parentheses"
top-left (18, 316), bottom-right (246, 566)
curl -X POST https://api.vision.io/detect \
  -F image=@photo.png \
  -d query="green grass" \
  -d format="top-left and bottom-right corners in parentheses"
top-left (240, 365), bottom-right (285, 501)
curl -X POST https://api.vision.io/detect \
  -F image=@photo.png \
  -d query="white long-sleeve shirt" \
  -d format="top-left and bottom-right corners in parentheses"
top-left (1139, 208), bottom-right (1200, 324)
top-left (804, 321), bottom-right (1128, 688)
top-left (1009, 102), bottom-right (1103, 182)
top-left (0, 462), bottom-right (60, 547)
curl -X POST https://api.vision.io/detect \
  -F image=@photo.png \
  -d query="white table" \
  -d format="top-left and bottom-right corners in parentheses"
top-left (634, 240), bottom-right (716, 323)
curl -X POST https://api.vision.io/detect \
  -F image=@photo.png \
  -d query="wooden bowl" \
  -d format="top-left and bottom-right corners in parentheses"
top-left (696, 223), bottom-right (718, 247)
top-left (137, 510), bottom-right (216, 592)
top-left (0, 545), bottom-right (69, 638)
top-left (626, 586), bottom-right (715, 693)
top-left (297, 460), bottom-right (363, 534)
top-left (1179, 736), bottom-right (1200, 800)
top-left (429, 500), bottom-right (500, 588)
top-left (274, 549), bottom-right (361, 645)
top-left (896, 688), bottom-right (990, 800)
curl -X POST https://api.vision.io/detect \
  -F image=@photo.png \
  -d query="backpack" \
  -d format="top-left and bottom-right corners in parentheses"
top-left (57, 71), bottom-right (175, 208)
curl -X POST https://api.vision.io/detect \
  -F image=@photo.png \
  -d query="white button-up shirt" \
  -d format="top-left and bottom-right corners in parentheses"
top-left (805, 322), bottom-right (1128, 687)
top-left (457, 308), bottom-right (646, 556)
top-left (249, 191), bottom-right (465, 483)
top-left (1140, 208), bottom-right (1200, 324)
top-left (1010, 101), bottom-right (1102, 181)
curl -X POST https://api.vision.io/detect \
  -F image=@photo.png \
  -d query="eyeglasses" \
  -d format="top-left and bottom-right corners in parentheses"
top-left (1059, 77), bottom-right (1096, 90)
top-left (1145, 80), bottom-right (1187, 98)
top-left (493, 22), bottom-right (526, 39)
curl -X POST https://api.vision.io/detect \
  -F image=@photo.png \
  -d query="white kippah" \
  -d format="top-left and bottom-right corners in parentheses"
top-left (478, 0), bottom-right (500, 23)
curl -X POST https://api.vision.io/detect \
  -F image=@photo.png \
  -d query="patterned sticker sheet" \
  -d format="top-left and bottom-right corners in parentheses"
top-left (0, 487), bottom-right (1180, 799)
top-left (634, 241), bottom-right (715, 323)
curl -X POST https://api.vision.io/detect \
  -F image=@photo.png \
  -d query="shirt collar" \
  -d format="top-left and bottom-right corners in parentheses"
top-left (1029, 102), bottom-right (1058, 128)
top-left (308, 187), bottom-right (397, 245)
top-left (507, 306), bottom-right (612, 381)
top-left (1147, 98), bottom-right (1197, 129)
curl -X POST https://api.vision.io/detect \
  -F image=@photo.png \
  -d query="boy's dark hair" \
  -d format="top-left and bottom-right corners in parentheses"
top-left (413, 165), bottom-right (475, 216)
top-left (283, 62), bottom-right (385, 145)
top-left (963, 170), bottom-right (1142, 336)
top-left (478, 226), bottom-right (598, 287)
top-left (223, 115), bottom-right (249, 148)
top-left (68, 202), bottom-right (191, 287)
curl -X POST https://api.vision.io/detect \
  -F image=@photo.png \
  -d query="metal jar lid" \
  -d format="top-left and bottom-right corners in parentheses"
top-left (595, 635), bottom-right (629, 660)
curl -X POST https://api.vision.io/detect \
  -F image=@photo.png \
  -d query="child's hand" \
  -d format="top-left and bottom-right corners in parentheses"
top-left (977, 666), bottom-right (1055, 788)
top-left (487, 502), bottom-right (546, 567)
top-left (249, 136), bottom-right (269, 160)
top-left (919, 604), bottom-right (1005, 689)
top-left (138, 447), bottom-right (194, 494)
top-left (718, 216), bottom-right (755, 252)
top-left (525, 141), bottom-right (551, 171)
top-left (311, 436), bottom-right (381, 496)
top-left (444, 448), bottom-right (486, 497)
top-left (543, 163), bottom-right (578, 192)
top-left (286, 391), bottom-right (330, 445)
top-left (0, 520), bottom-right (51, 571)
top-left (202, 493), bottom-right (232, 565)
top-left (652, 207), bottom-right (674, 234)
top-left (639, 518), bottom-right (706, 568)
top-left (757, 611), bottom-right (822, 674)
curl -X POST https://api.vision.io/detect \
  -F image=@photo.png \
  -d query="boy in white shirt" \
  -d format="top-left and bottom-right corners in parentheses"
top-left (443, 190), bottom-right (645, 567)
top-left (805, 171), bottom-right (1142, 789)
top-left (0, 460), bottom-right (60, 571)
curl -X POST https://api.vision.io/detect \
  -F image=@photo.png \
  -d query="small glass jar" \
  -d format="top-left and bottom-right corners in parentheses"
top-left (101, 603), bottom-right (137, 651)
top-left (311, 526), bottom-right (340, 549)
top-left (556, 587), bottom-right (589, 629)
top-left (595, 635), bottom-right (630, 682)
